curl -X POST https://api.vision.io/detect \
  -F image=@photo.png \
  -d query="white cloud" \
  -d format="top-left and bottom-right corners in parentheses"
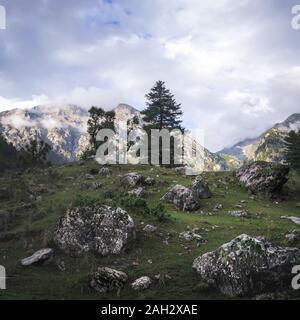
top-left (0, 0), bottom-right (299, 151)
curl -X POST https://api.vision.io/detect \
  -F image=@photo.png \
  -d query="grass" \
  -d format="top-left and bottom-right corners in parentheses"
top-left (0, 162), bottom-right (299, 300)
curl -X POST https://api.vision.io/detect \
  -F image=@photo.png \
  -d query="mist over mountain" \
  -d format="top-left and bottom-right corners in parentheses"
top-left (220, 113), bottom-right (300, 163)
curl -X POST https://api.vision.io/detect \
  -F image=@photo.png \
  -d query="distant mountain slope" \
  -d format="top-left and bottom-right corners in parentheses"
top-left (0, 103), bottom-right (229, 170)
top-left (219, 113), bottom-right (300, 163)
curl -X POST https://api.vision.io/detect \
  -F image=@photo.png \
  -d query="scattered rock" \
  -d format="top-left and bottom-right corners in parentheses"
top-left (0, 210), bottom-right (9, 232)
top-left (99, 167), bottom-right (111, 177)
top-left (229, 210), bottom-right (248, 217)
top-left (179, 231), bottom-right (203, 242)
top-left (90, 182), bottom-right (103, 190)
top-left (90, 267), bottom-right (128, 293)
top-left (281, 216), bottom-right (300, 226)
top-left (122, 172), bottom-right (144, 187)
top-left (54, 206), bottom-right (135, 256)
top-left (143, 224), bottom-right (157, 233)
top-left (131, 276), bottom-right (152, 291)
top-left (21, 248), bottom-right (53, 266)
top-left (84, 174), bottom-right (95, 180)
top-left (193, 234), bottom-right (300, 297)
top-left (128, 187), bottom-right (145, 198)
top-left (285, 230), bottom-right (300, 243)
top-left (236, 161), bottom-right (289, 196)
top-left (162, 184), bottom-right (199, 211)
top-left (213, 204), bottom-right (223, 211)
top-left (191, 175), bottom-right (212, 199)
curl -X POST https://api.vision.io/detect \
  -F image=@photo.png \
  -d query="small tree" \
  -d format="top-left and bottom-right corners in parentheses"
top-left (20, 138), bottom-right (51, 166)
top-left (284, 130), bottom-right (300, 170)
top-left (86, 107), bottom-right (116, 156)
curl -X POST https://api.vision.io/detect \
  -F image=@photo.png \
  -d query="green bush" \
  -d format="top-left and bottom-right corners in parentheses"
top-left (151, 203), bottom-right (170, 222)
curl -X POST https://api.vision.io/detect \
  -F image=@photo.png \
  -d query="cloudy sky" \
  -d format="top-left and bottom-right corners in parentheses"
top-left (0, 0), bottom-right (300, 151)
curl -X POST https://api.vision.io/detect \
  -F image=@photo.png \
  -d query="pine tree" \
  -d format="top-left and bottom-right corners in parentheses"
top-left (142, 81), bottom-right (183, 130)
top-left (141, 81), bottom-right (184, 166)
top-left (284, 130), bottom-right (300, 170)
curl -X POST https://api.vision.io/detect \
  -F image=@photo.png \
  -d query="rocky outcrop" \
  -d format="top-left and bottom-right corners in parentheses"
top-left (191, 175), bottom-right (212, 199)
top-left (193, 234), bottom-right (300, 297)
top-left (162, 184), bottom-right (199, 211)
top-left (54, 206), bottom-right (135, 256)
top-left (21, 248), bottom-right (53, 266)
top-left (229, 210), bottom-right (248, 218)
top-left (90, 267), bottom-right (128, 293)
top-left (131, 276), bottom-right (152, 291)
top-left (236, 161), bottom-right (289, 195)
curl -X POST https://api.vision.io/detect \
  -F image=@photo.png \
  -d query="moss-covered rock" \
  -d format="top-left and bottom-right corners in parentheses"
top-left (236, 161), bottom-right (289, 195)
top-left (193, 234), bottom-right (300, 297)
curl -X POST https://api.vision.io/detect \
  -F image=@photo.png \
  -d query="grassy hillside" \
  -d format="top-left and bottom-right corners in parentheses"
top-left (0, 162), bottom-right (300, 300)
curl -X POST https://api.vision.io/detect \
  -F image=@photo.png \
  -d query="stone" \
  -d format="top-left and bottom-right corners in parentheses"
top-left (143, 224), bottom-right (157, 233)
top-left (229, 210), bottom-right (248, 217)
top-left (54, 206), bottom-right (135, 257)
top-left (193, 234), bottom-right (300, 297)
top-left (191, 175), bottom-right (212, 199)
top-left (90, 267), bottom-right (128, 293)
top-left (179, 231), bottom-right (203, 242)
top-left (236, 161), bottom-right (289, 195)
top-left (131, 276), bottom-right (152, 291)
top-left (99, 167), bottom-right (111, 177)
top-left (285, 230), bottom-right (300, 243)
top-left (85, 174), bottom-right (95, 180)
top-left (144, 177), bottom-right (155, 185)
top-left (162, 184), bottom-right (199, 211)
top-left (281, 216), bottom-right (300, 226)
top-left (0, 210), bottom-right (9, 232)
top-left (174, 167), bottom-right (187, 175)
top-left (21, 248), bottom-right (53, 266)
top-left (128, 187), bottom-right (145, 198)
top-left (122, 172), bottom-right (144, 187)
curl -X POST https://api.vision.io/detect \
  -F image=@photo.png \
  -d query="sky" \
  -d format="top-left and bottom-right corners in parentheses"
top-left (0, 0), bottom-right (300, 152)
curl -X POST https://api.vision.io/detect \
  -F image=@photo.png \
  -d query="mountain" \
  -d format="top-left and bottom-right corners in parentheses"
top-left (0, 104), bottom-right (90, 163)
top-left (220, 113), bottom-right (300, 163)
top-left (0, 103), bottom-right (229, 171)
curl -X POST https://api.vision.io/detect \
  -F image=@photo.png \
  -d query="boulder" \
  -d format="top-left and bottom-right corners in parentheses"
top-left (90, 267), bottom-right (128, 293)
top-left (21, 248), bottom-right (53, 266)
top-left (128, 187), bottom-right (145, 198)
top-left (0, 210), bottom-right (9, 232)
top-left (236, 161), bottom-right (289, 195)
top-left (131, 276), bottom-right (152, 291)
top-left (122, 172), bottom-right (144, 187)
top-left (191, 176), bottom-right (212, 199)
top-left (162, 184), bottom-right (199, 211)
top-left (193, 234), bottom-right (300, 297)
top-left (99, 167), bottom-right (111, 177)
top-left (54, 206), bottom-right (135, 257)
